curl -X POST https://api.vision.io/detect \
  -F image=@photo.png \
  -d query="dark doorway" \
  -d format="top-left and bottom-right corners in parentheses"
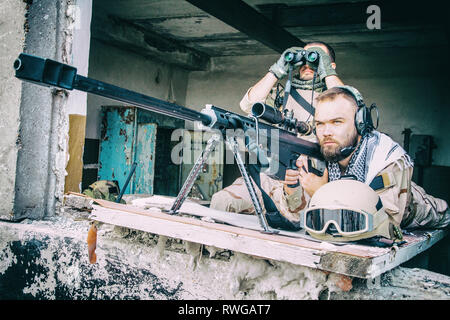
top-left (153, 128), bottom-right (181, 196)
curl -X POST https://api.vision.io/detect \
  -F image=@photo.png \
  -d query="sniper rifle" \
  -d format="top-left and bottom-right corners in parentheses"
top-left (13, 53), bottom-right (324, 233)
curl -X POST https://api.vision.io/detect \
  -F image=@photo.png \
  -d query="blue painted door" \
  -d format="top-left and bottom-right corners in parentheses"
top-left (133, 123), bottom-right (157, 195)
top-left (98, 107), bottom-right (157, 195)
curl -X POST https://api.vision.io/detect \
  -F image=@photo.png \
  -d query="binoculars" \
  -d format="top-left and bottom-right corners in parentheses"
top-left (284, 50), bottom-right (319, 66)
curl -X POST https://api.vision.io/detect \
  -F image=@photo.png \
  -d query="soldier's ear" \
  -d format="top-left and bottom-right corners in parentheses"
top-left (331, 62), bottom-right (337, 70)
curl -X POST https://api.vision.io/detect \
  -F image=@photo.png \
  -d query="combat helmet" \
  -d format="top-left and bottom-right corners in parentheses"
top-left (300, 179), bottom-right (396, 242)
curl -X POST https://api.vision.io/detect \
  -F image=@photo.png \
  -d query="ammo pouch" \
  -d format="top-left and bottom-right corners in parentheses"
top-left (82, 180), bottom-right (125, 203)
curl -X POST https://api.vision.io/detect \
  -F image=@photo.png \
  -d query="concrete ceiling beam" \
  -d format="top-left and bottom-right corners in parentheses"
top-left (185, 0), bottom-right (304, 53)
top-left (257, 1), bottom-right (440, 28)
top-left (91, 15), bottom-right (210, 71)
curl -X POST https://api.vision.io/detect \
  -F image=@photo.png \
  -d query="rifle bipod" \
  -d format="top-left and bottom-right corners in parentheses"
top-left (168, 134), bottom-right (221, 215)
top-left (167, 133), bottom-right (277, 234)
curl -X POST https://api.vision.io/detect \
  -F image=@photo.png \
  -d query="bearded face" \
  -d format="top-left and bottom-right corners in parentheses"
top-left (320, 128), bottom-right (358, 162)
top-left (314, 96), bottom-right (361, 163)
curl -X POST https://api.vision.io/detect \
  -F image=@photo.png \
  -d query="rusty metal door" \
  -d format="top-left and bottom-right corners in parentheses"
top-left (98, 106), bottom-right (157, 195)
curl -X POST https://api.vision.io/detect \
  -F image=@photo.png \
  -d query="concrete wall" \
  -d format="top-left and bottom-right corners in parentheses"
top-left (1, 0), bottom-right (75, 220)
top-left (186, 45), bottom-right (450, 166)
top-left (0, 1), bottom-right (27, 219)
top-left (86, 40), bottom-right (190, 140)
top-left (3, 0), bottom-right (92, 220)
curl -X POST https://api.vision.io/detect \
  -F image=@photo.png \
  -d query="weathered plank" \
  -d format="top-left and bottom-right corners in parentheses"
top-left (133, 123), bottom-right (157, 194)
top-left (91, 205), bottom-right (322, 269)
top-left (78, 194), bottom-right (448, 279)
top-left (367, 230), bottom-right (448, 277)
top-left (64, 114), bottom-right (87, 193)
top-left (92, 198), bottom-right (387, 258)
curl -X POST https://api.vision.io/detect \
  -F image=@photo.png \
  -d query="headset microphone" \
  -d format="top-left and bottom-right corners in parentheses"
top-left (339, 146), bottom-right (356, 158)
top-left (339, 133), bottom-right (360, 158)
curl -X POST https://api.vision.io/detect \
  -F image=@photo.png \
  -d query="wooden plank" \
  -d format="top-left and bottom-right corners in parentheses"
top-left (91, 203), bottom-right (394, 278)
top-left (92, 198), bottom-right (388, 259)
top-left (91, 205), bottom-right (322, 269)
top-left (368, 230), bottom-right (448, 278)
top-left (73, 193), bottom-right (448, 279)
top-left (131, 195), bottom-right (341, 242)
top-left (64, 114), bottom-right (87, 193)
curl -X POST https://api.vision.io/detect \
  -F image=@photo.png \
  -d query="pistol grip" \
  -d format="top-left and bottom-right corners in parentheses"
top-left (287, 158), bottom-right (300, 188)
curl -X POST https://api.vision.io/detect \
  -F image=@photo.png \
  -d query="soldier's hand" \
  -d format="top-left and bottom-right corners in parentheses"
top-left (308, 46), bottom-right (337, 82)
top-left (296, 157), bottom-right (328, 197)
top-left (281, 168), bottom-right (301, 195)
top-left (269, 46), bottom-right (304, 80)
top-left (281, 154), bottom-right (306, 195)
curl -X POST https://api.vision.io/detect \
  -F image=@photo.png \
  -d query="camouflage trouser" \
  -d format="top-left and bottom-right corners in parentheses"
top-left (209, 173), bottom-right (308, 222)
top-left (401, 181), bottom-right (450, 230)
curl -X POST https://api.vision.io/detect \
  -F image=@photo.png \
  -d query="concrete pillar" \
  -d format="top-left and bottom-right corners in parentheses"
top-left (0, 1), bottom-right (27, 220)
top-left (9, 0), bottom-right (92, 220)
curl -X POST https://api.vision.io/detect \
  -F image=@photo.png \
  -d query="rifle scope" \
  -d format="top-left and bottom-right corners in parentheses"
top-left (251, 103), bottom-right (311, 135)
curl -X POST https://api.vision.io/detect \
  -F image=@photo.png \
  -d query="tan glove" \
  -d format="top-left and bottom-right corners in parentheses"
top-left (307, 47), bottom-right (337, 81)
top-left (269, 46), bottom-right (304, 79)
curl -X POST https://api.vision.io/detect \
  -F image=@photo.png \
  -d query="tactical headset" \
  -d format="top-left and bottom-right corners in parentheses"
top-left (313, 85), bottom-right (377, 135)
top-left (338, 85), bottom-right (376, 136)
top-left (313, 85), bottom-right (378, 157)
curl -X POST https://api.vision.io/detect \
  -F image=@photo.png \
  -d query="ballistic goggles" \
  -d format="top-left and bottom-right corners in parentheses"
top-left (300, 201), bottom-right (382, 237)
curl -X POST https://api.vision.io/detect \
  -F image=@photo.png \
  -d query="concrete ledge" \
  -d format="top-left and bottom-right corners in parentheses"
top-left (1, 213), bottom-right (450, 300)
top-left (0, 217), bottom-right (221, 299)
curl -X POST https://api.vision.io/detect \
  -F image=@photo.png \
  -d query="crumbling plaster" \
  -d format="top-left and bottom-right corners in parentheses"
top-left (8, 0), bottom-right (90, 220)
top-left (0, 0), bottom-right (27, 219)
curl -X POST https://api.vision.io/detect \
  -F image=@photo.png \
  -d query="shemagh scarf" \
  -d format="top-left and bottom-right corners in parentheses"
top-left (291, 74), bottom-right (326, 92)
top-left (327, 131), bottom-right (414, 185)
top-left (327, 134), bottom-right (372, 182)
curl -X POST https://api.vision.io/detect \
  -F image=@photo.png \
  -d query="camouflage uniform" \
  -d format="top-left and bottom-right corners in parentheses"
top-left (211, 118), bottom-right (450, 230)
top-left (82, 180), bottom-right (126, 203)
top-left (342, 132), bottom-right (449, 230)
top-left (374, 157), bottom-right (449, 230)
top-left (210, 173), bottom-right (308, 222)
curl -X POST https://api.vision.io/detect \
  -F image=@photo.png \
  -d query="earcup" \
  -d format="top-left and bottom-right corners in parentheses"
top-left (355, 104), bottom-right (374, 136)
top-left (355, 105), bottom-right (367, 135)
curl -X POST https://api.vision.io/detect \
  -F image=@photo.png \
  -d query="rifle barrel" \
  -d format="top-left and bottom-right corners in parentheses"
top-left (74, 75), bottom-right (212, 125)
top-left (14, 53), bottom-right (212, 125)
